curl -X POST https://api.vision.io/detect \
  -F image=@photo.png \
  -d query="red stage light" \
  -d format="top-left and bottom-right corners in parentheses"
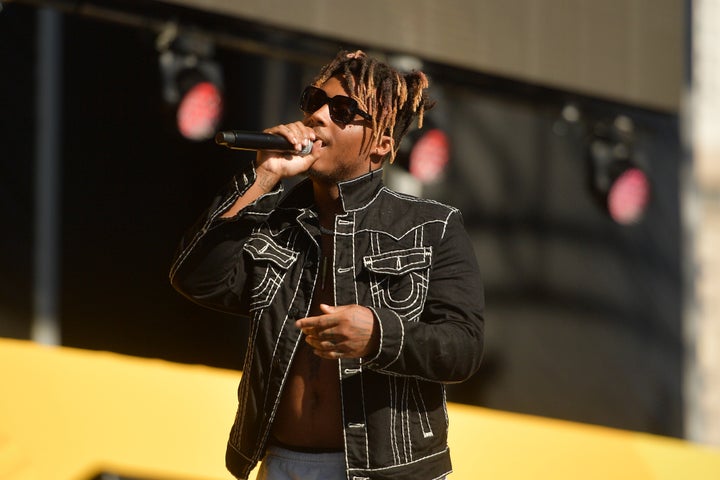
top-left (408, 128), bottom-right (450, 183)
top-left (587, 116), bottom-right (651, 226)
top-left (607, 167), bottom-right (650, 225)
top-left (157, 30), bottom-right (224, 142)
top-left (176, 81), bottom-right (223, 141)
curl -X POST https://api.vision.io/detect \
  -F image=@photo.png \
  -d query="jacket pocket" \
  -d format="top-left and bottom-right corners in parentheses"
top-left (363, 247), bottom-right (432, 322)
top-left (243, 234), bottom-right (298, 311)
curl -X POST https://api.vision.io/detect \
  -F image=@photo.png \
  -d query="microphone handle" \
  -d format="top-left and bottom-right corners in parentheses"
top-left (215, 130), bottom-right (312, 156)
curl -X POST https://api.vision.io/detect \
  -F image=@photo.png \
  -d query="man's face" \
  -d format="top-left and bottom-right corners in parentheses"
top-left (303, 76), bottom-right (376, 185)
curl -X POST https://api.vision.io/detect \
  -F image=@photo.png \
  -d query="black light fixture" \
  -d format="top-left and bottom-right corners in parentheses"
top-left (157, 24), bottom-right (224, 141)
top-left (587, 115), bottom-right (651, 226)
top-left (385, 54), bottom-right (452, 185)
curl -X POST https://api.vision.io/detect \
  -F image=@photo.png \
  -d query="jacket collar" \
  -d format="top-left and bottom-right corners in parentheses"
top-left (337, 168), bottom-right (384, 211)
top-left (281, 168), bottom-right (385, 213)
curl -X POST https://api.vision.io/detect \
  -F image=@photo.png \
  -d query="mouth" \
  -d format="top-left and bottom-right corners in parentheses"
top-left (313, 136), bottom-right (327, 149)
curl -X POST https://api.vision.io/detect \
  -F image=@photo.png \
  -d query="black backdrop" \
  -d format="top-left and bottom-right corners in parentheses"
top-left (0, 3), bottom-right (684, 438)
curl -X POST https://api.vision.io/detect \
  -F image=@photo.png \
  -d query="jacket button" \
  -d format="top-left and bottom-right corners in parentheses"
top-left (289, 307), bottom-right (300, 319)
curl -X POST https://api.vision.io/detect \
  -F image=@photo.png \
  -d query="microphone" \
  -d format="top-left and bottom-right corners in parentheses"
top-left (215, 130), bottom-right (313, 156)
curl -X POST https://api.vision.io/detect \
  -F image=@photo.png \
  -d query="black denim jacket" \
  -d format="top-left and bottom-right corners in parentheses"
top-left (170, 165), bottom-right (484, 480)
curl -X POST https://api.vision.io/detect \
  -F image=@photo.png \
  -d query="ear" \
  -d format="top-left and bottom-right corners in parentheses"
top-left (372, 134), bottom-right (394, 159)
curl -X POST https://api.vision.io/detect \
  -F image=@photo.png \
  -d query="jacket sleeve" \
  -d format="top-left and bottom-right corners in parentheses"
top-left (169, 163), bottom-right (283, 316)
top-left (363, 210), bottom-right (485, 383)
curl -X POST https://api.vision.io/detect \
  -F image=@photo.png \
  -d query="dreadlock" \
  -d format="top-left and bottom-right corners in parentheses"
top-left (312, 49), bottom-right (434, 163)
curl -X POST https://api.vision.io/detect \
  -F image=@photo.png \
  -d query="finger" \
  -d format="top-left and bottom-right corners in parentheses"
top-left (264, 124), bottom-right (297, 146)
top-left (306, 337), bottom-right (338, 351)
top-left (319, 303), bottom-right (336, 314)
top-left (312, 348), bottom-right (344, 360)
top-left (296, 314), bottom-right (338, 331)
top-left (304, 334), bottom-right (340, 352)
top-left (318, 329), bottom-right (338, 341)
top-left (265, 123), bottom-right (315, 152)
top-left (305, 328), bottom-right (345, 345)
top-left (285, 123), bottom-right (315, 152)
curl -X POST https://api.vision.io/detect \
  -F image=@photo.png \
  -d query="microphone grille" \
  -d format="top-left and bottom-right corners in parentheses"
top-left (299, 142), bottom-right (313, 156)
top-left (215, 131), bottom-right (233, 146)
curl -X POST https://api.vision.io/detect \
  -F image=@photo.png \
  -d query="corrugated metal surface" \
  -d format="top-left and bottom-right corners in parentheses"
top-left (163, 0), bottom-right (684, 111)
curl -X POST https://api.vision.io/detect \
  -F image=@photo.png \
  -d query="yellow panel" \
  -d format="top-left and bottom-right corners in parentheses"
top-left (1, 338), bottom-right (718, 480)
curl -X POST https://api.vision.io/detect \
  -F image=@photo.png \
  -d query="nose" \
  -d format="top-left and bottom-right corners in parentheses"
top-left (305, 102), bottom-right (330, 126)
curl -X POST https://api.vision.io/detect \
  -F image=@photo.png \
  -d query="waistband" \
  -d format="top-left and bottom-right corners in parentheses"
top-left (265, 444), bottom-right (345, 462)
top-left (269, 435), bottom-right (344, 454)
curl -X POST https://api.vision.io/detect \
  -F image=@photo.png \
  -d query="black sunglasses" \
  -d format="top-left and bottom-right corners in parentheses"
top-left (299, 86), bottom-right (372, 125)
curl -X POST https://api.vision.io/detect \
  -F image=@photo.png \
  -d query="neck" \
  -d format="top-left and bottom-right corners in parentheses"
top-left (312, 181), bottom-right (343, 230)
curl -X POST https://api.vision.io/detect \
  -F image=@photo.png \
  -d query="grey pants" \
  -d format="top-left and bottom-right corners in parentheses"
top-left (257, 445), bottom-right (346, 480)
top-left (255, 445), bottom-right (449, 480)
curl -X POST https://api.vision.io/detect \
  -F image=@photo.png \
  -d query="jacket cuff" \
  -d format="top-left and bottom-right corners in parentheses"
top-left (210, 162), bottom-right (282, 225)
top-left (362, 307), bottom-right (404, 370)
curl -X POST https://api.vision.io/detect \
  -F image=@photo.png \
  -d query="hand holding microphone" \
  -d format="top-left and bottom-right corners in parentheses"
top-left (216, 123), bottom-right (318, 184)
top-left (215, 130), bottom-right (313, 156)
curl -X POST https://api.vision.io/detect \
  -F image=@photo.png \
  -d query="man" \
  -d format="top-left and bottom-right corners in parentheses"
top-left (170, 49), bottom-right (484, 480)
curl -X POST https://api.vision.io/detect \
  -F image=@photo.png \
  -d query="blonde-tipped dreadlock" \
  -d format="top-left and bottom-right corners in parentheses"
top-left (312, 49), bottom-right (434, 163)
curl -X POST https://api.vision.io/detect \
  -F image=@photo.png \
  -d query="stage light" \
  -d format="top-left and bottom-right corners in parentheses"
top-left (587, 116), bottom-right (651, 226)
top-left (175, 77), bottom-right (223, 141)
top-left (157, 26), bottom-right (224, 141)
top-left (606, 166), bottom-right (650, 225)
top-left (396, 124), bottom-right (451, 184)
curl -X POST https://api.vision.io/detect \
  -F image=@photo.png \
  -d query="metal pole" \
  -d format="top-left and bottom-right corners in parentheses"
top-left (260, 51), bottom-right (288, 128)
top-left (32, 7), bottom-right (63, 346)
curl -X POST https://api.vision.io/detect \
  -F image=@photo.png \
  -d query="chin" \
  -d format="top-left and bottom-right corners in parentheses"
top-left (307, 167), bottom-right (338, 185)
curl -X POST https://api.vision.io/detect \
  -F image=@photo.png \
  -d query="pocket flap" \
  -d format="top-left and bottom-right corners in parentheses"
top-left (363, 247), bottom-right (432, 275)
top-left (243, 234), bottom-right (299, 269)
